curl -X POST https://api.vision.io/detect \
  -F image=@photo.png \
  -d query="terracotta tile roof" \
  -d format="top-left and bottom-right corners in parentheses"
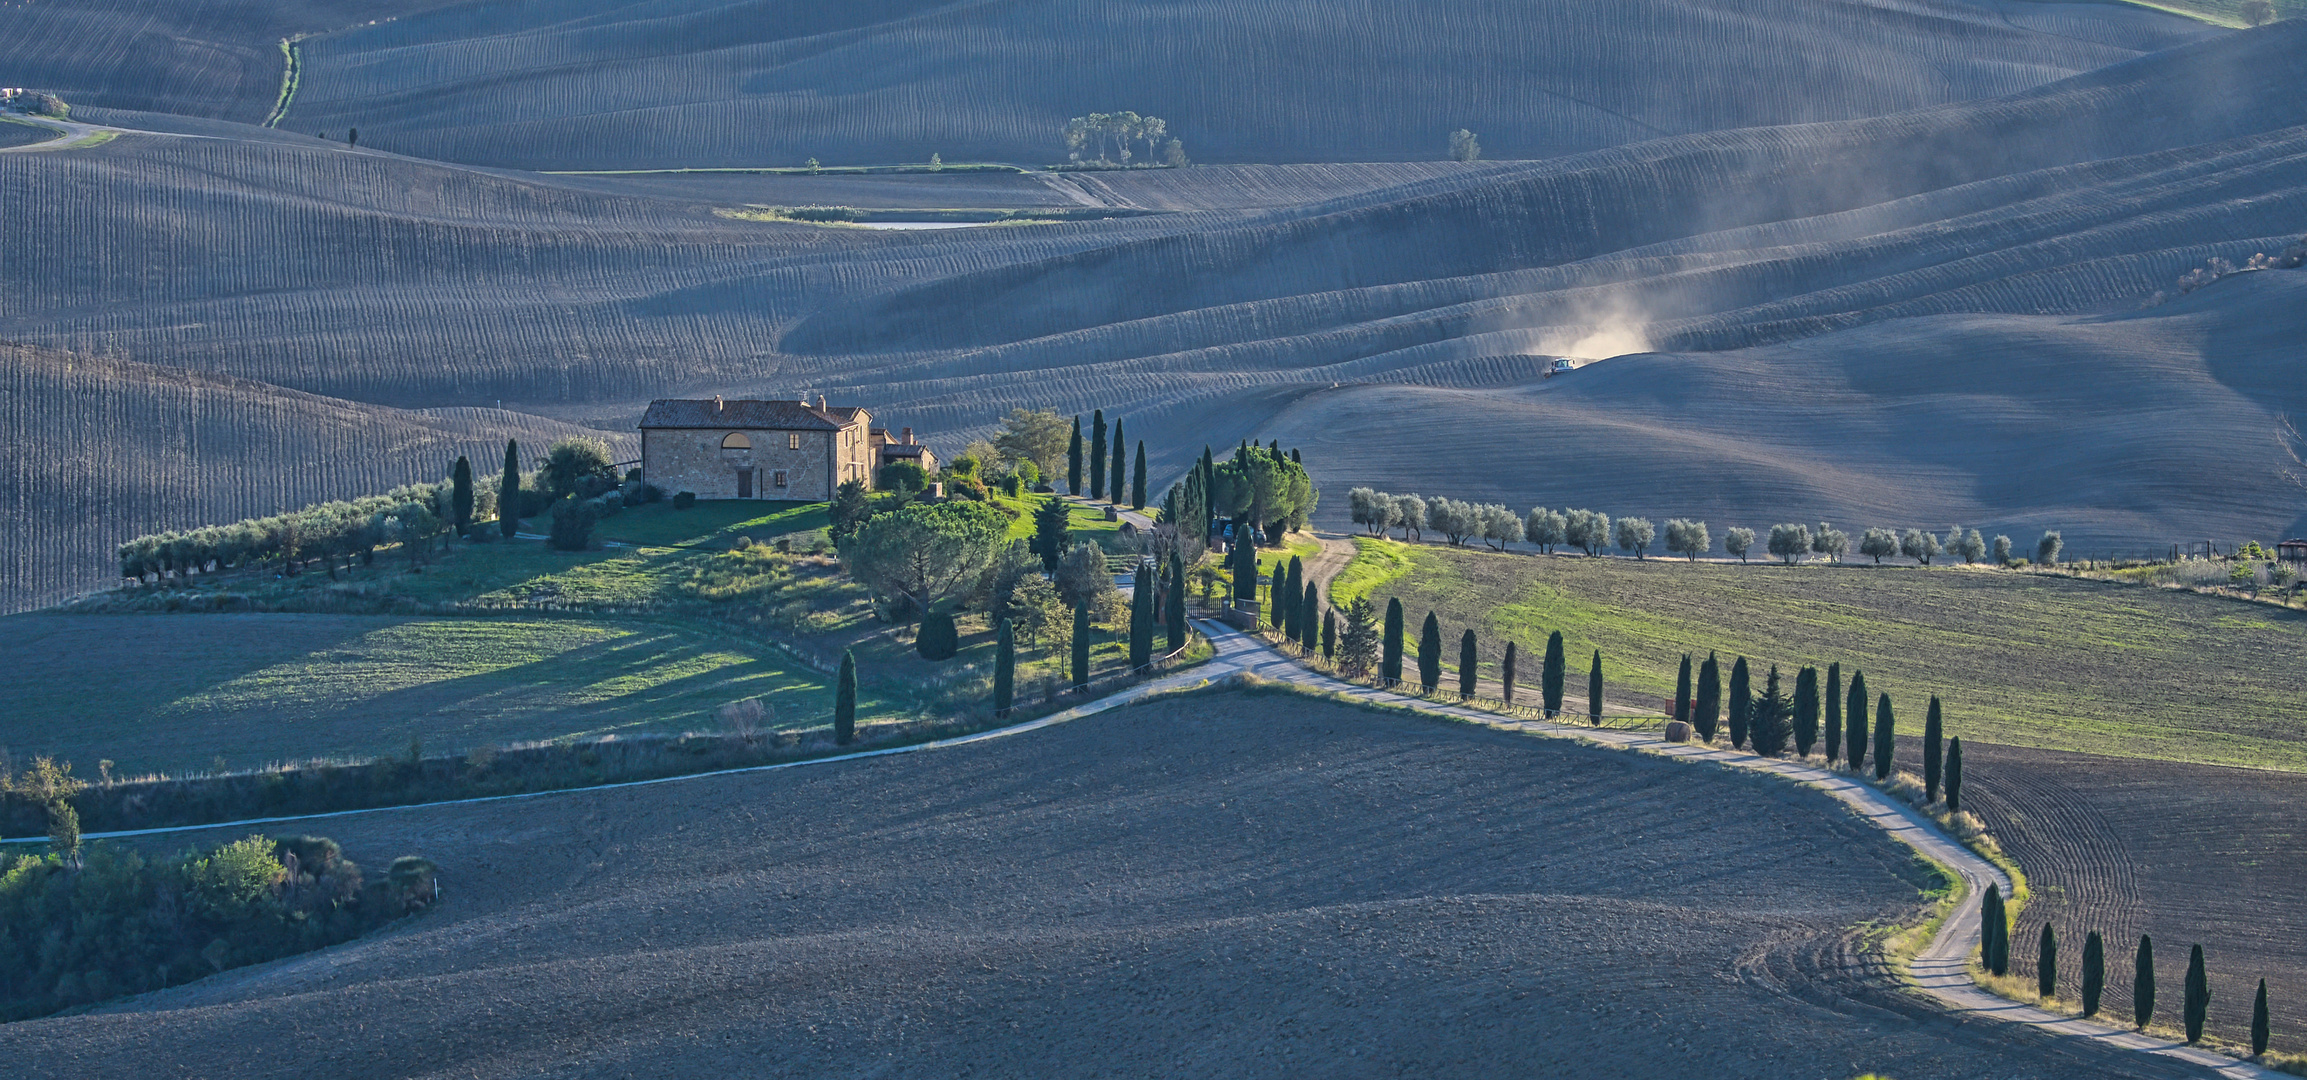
top-left (639, 399), bottom-right (858, 430)
top-left (880, 443), bottom-right (930, 457)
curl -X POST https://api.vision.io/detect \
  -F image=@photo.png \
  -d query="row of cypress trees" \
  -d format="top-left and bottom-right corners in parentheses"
top-left (1359, 599), bottom-right (1605, 723)
top-left (1665, 656), bottom-right (1968, 806)
top-left (1065, 409), bottom-right (1148, 509)
top-left (1980, 897), bottom-right (2268, 1054)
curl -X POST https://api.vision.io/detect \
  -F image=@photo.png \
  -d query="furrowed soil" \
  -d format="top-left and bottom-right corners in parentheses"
top-left (1963, 740), bottom-right (2307, 1051)
top-left (0, 691), bottom-right (2208, 1079)
top-left (1335, 540), bottom-right (2307, 772)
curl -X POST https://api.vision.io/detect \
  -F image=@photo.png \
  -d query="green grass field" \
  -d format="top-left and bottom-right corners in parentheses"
top-left (1335, 538), bottom-right (2307, 772)
top-left (22, 499), bottom-right (1168, 776)
top-left (989, 491), bottom-right (1125, 549)
top-left (2, 613), bottom-right (886, 776)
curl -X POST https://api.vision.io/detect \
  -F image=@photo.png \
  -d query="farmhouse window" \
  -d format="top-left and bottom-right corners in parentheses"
top-left (788, 432), bottom-right (802, 450)
top-left (773, 470), bottom-right (788, 488)
top-left (722, 432), bottom-right (750, 450)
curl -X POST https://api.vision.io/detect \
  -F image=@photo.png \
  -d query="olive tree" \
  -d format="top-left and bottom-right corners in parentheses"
top-left (1613, 516), bottom-right (1655, 559)
top-left (1812, 523), bottom-right (1849, 562)
top-left (1724, 526), bottom-right (1755, 563)
top-left (1767, 523), bottom-right (1812, 563)
top-left (1958, 528), bottom-right (1988, 564)
top-left (992, 407), bottom-right (1072, 482)
top-left (1429, 497), bottom-right (1481, 545)
top-left (2037, 530), bottom-right (2063, 565)
top-left (1901, 527), bottom-right (1942, 565)
top-left (1859, 527), bottom-right (1900, 563)
top-left (1993, 534), bottom-right (2014, 565)
top-left (1393, 494), bottom-right (1427, 541)
top-left (1564, 509), bottom-right (1611, 555)
top-left (1664, 519), bottom-right (1709, 560)
top-left (1525, 507), bottom-right (1567, 553)
top-left (1478, 504), bottom-right (1523, 549)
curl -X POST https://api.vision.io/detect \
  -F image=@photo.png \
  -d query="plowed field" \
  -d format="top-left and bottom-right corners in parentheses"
top-left (0, 692), bottom-right (2211, 1079)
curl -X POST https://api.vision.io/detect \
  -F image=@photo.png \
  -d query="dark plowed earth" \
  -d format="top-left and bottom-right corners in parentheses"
top-left (0, 694), bottom-right (2210, 1078)
top-left (1965, 741), bottom-right (2307, 1048)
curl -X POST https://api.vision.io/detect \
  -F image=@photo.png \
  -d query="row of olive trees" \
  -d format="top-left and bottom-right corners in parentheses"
top-left (1347, 488), bottom-right (2067, 566)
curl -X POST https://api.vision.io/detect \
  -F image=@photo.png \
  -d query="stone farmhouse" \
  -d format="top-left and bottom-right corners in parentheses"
top-left (637, 396), bottom-right (934, 501)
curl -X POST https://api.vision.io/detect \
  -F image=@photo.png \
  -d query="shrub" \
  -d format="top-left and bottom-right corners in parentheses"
top-left (672, 491), bottom-right (697, 510)
top-left (917, 608), bottom-right (959, 660)
top-left (549, 499), bottom-right (598, 551)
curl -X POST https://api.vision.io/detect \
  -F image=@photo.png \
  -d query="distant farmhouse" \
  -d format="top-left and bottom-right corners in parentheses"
top-left (638, 396), bottom-right (934, 500)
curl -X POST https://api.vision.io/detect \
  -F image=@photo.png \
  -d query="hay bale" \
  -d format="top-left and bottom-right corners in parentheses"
top-left (1665, 720), bottom-right (1693, 743)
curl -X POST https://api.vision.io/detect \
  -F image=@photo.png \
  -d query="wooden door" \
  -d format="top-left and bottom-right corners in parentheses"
top-left (736, 468), bottom-right (753, 498)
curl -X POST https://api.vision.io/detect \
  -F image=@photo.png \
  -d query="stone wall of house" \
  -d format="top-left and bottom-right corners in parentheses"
top-left (643, 428), bottom-right (840, 501)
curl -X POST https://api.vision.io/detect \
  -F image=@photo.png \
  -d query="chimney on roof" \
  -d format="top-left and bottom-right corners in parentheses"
top-left (713, 395), bottom-right (724, 412)
top-left (817, 394), bottom-right (828, 410)
top-left (902, 427), bottom-right (914, 444)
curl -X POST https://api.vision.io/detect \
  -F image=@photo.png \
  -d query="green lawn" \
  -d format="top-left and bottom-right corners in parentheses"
top-left (2, 613), bottom-right (887, 776)
top-left (990, 490), bottom-right (1126, 550)
top-left (592, 499), bottom-right (826, 548)
top-left (1337, 538), bottom-right (2307, 772)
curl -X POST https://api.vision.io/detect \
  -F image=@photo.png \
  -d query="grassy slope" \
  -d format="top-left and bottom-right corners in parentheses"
top-left (14, 500), bottom-right (1155, 774)
top-left (1333, 538), bottom-right (2307, 772)
top-left (3, 614), bottom-right (877, 777)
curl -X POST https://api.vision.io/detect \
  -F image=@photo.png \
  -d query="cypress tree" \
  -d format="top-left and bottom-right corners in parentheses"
top-left (451, 455), bottom-right (474, 537)
top-left (1166, 553), bottom-right (1187, 650)
top-left (1793, 666), bottom-right (1820, 757)
top-left (1874, 693), bottom-right (1895, 781)
top-left (1233, 530), bottom-right (1258, 603)
top-left (1321, 609), bottom-right (1336, 660)
top-left (1542, 631), bottom-right (1567, 717)
top-left (1728, 656), bottom-right (1752, 749)
top-left (1382, 598), bottom-right (1405, 683)
top-left (2254, 979), bottom-right (2270, 1057)
top-left (1301, 584), bottom-right (1320, 652)
top-left (1071, 603), bottom-right (1091, 690)
top-left (1749, 665), bottom-right (1791, 756)
top-left (1588, 650), bottom-right (1604, 725)
top-left (1284, 556), bottom-right (1305, 639)
top-left (1198, 447), bottom-right (1216, 537)
top-left (1825, 662), bottom-right (1843, 763)
top-left (1068, 416), bottom-right (1084, 495)
top-left (1129, 571), bottom-right (1153, 670)
top-left (1131, 441), bottom-right (1147, 509)
top-left (2184, 944), bottom-right (2209, 1044)
top-left (1847, 672), bottom-right (1870, 772)
top-left (1695, 652), bottom-right (1721, 744)
top-left (2135, 935), bottom-right (2156, 1031)
top-left (1983, 883), bottom-right (2009, 975)
top-left (1269, 564), bottom-right (1288, 628)
top-left (1924, 696), bottom-right (1945, 801)
top-left (993, 618), bottom-right (1016, 717)
top-left (1108, 418), bottom-right (1126, 504)
top-left (1674, 655), bottom-right (1694, 728)
top-left (499, 439), bottom-right (523, 538)
top-left (2082, 931), bottom-right (2106, 1017)
top-left (1089, 410), bottom-right (1107, 500)
top-left (1033, 495), bottom-right (1072, 571)
top-left (1418, 612), bottom-right (1443, 691)
top-left (1945, 737), bottom-right (1964, 813)
top-left (1501, 641), bottom-right (1518, 705)
top-left (834, 650), bottom-right (857, 745)
top-left (2039, 924), bottom-right (2059, 1000)
top-left (1458, 629), bottom-right (1478, 697)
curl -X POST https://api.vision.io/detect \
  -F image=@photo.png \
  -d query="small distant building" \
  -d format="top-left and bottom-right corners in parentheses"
top-left (638, 395), bottom-right (881, 501)
top-left (870, 426), bottom-right (938, 475)
top-left (2279, 539), bottom-right (2307, 564)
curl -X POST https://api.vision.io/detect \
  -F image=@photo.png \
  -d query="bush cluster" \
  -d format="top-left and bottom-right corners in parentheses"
top-left (0, 834), bottom-right (433, 1021)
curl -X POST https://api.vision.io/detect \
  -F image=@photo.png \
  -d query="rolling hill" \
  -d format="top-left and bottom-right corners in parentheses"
top-left (278, 0), bottom-right (2212, 169)
top-left (0, 15), bottom-right (2300, 611)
